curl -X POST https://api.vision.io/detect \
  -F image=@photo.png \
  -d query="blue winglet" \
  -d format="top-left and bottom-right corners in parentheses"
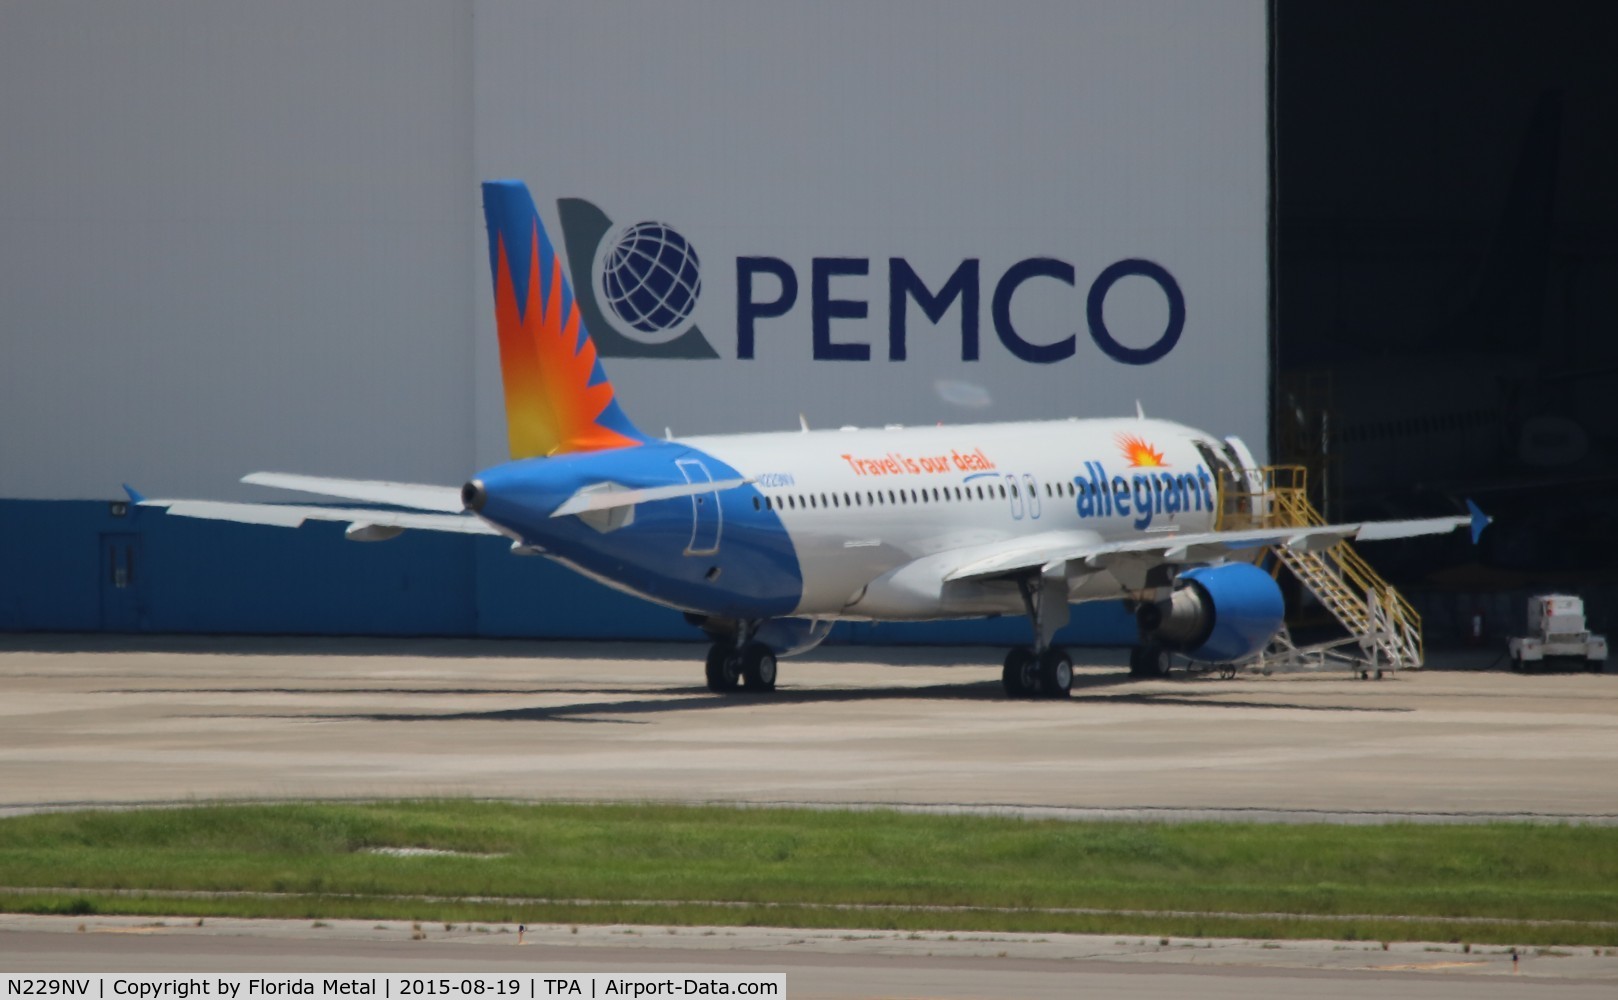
top-left (122, 483), bottom-right (147, 504)
top-left (1466, 499), bottom-right (1491, 545)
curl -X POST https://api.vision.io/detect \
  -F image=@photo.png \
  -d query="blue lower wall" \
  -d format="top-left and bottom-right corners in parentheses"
top-left (0, 499), bottom-right (1136, 646)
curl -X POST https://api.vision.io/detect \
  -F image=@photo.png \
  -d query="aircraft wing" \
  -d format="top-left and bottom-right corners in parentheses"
top-left (943, 514), bottom-right (1473, 584)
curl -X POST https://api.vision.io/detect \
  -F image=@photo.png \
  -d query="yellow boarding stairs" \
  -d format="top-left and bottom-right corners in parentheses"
top-left (1217, 466), bottom-right (1424, 674)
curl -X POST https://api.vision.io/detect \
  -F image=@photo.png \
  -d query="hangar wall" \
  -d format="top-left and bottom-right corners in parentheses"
top-left (0, 1), bottom-right (476, 499)
top-left (0, 1), bottom-right (1268, 641)
top-left (470, 1), bottom-right (1271, 471)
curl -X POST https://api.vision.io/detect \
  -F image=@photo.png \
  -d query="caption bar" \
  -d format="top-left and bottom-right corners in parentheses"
top-left (4, 977), bottom-right (783, 1000)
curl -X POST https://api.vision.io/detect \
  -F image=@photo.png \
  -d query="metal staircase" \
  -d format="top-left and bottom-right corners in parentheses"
top-left (1219, 466), bottom-right (1425, 672)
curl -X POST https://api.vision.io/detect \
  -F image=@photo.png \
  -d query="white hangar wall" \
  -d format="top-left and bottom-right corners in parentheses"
top-left (2, 1), bottom-right (1268, 501)
top-left (471, 1), bottom-right (1271, 473)
top-left (0, 1), bottom-right (476, 499)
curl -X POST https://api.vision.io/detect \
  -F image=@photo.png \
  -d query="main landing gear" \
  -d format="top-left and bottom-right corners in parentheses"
top-left (1002, 646), bottom-right (1073, 699)
top-left (1001, 574), bottom-right (1073, 699)
top-left (705, 626), bottom-right (777, 694)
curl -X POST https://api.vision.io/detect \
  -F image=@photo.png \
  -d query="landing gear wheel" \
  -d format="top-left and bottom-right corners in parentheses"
top-left (1038, 648), bottom-right (1073, 698)
top-left (1001, 647), bottom-right (1038, 698)
top-left (704, 643), bottom-right (741, 693)
top-left (1129, 645), bottom-right (1171, 679)
top-left (741, 642), bottom-right (778, 692)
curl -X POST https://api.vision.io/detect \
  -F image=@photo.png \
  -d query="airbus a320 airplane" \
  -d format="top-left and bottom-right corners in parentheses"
top-left (138, 180), bottom-right (1484, 698)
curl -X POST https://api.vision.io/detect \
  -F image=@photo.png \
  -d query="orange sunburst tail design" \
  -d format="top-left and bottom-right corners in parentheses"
top-left (1116, 432), bottom-right (1168, 468)
top-left (483, 180), bottom-right (647, 459)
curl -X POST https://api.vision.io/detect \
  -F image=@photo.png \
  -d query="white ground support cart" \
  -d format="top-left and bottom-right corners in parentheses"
top-left (1508, 594), bottom-right (1608, 672)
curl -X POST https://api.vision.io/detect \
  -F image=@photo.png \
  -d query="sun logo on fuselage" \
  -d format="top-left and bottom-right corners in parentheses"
top-left (1117, 433), bottom-right (1168, 468)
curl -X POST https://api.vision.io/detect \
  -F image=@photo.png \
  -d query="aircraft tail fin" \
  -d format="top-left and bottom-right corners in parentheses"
top-left (481, 180), bottom-right (647, 459)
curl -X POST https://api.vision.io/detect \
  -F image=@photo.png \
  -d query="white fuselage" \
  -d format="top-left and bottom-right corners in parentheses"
top-left (687, 416), bottom-right (1240, 619)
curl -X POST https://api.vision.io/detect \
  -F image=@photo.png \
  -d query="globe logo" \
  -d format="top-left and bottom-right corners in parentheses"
top-left (598, 221), bottom-right (702, 342)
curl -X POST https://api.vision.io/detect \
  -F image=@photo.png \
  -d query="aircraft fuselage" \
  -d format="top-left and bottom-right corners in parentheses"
top-left (470, 416), bottom-right (1234, 622)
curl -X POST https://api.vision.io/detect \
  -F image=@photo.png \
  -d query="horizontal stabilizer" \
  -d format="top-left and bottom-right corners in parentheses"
top-left (242, 472), bottom-right (464, 512)
top-left (139, 498), bottom-right (499, 536)
top-left (551, 478), bottom-right (753, 518)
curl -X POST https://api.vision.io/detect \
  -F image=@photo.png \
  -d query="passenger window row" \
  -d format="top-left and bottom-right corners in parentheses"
top-left (747, 477), bottom-right (1080, 512)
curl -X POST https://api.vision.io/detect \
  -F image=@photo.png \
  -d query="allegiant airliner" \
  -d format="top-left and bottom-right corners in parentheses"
top-left (137, 181), bottom-right (1484, 698)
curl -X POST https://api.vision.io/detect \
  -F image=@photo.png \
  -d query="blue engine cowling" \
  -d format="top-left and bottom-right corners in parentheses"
top-left (1136, 563), bottom-right (1285, 663)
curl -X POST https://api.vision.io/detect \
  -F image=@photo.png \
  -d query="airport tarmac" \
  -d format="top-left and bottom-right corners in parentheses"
top-left (0, 635), bottom-right (1614, 821)
top-left (3, 914), bottom-right (1617, 999)
top-left (2, 635), bottom-right (1616, 997)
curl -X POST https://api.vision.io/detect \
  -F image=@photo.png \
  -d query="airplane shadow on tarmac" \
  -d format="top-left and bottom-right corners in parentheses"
top-left (204, 672), bottom-right (1411, 725)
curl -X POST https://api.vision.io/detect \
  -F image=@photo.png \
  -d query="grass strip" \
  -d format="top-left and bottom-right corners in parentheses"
top-left (1, 801), bottom-right (1614, 946)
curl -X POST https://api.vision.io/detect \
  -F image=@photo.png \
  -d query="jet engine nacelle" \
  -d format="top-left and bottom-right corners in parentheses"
top-left (1136, 563), bottom-right (1284, 663)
